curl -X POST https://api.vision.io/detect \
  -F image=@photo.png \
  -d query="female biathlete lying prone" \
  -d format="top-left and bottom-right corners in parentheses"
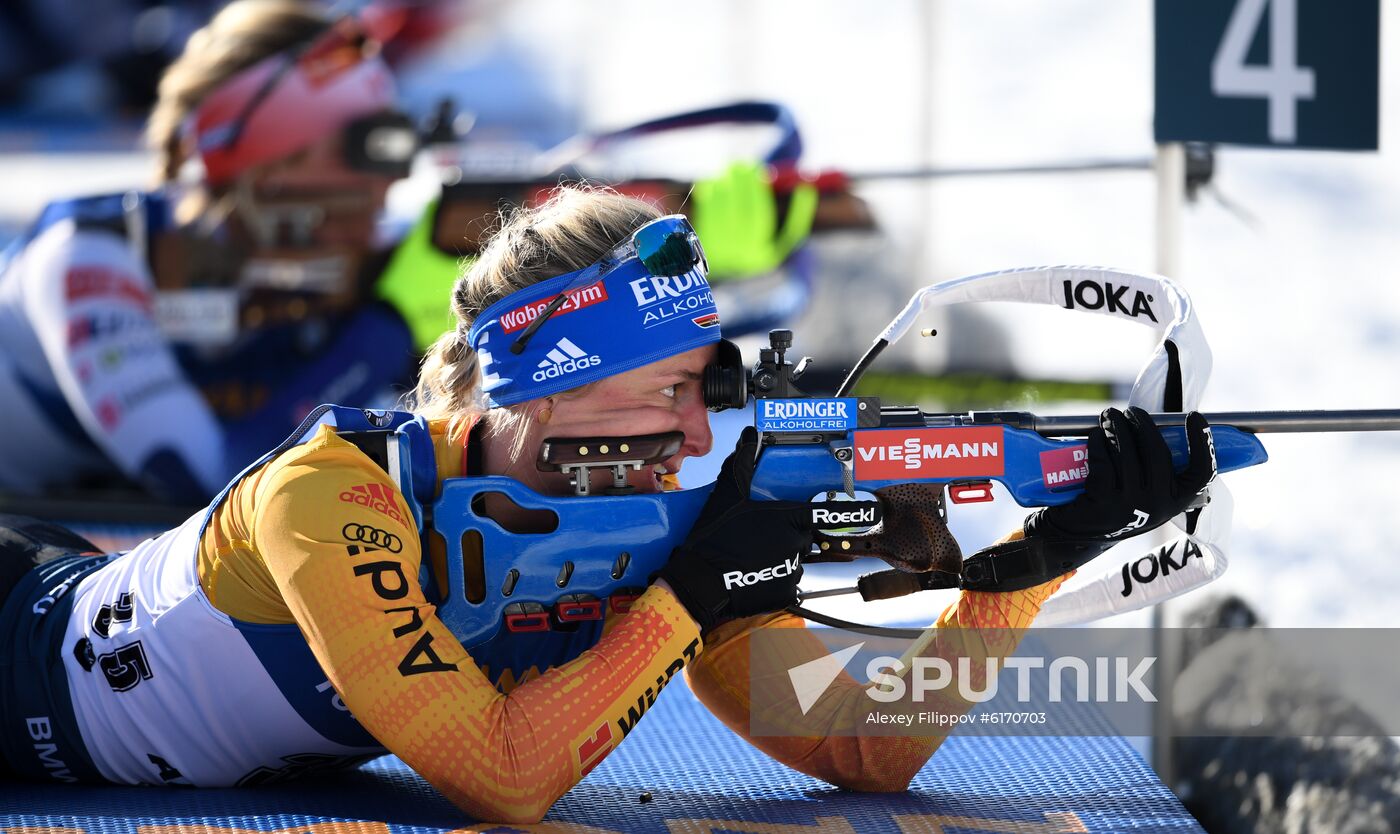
top-left (0, 185), bottom-right (1215, 822)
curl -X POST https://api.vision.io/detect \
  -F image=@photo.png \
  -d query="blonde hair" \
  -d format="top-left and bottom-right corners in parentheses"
top-left (408, 185), bottom-right (662, 449)
top-left (146, 0), bottom-right (330, 184)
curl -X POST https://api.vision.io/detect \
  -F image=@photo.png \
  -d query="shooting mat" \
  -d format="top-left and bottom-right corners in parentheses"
top-left (0, 521), bottom-right (1201, 833)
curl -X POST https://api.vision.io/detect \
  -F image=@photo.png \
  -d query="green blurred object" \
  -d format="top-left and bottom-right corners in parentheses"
top-left (852, 370), bottom-right (1115, 412)
top-left (691, 161), bottom-right (818, 279)
top-left (377, 198), bottom-right (473, 352)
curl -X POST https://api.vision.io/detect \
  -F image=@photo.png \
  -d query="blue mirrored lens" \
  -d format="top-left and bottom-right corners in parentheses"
top-left (634, 219), bottom-right (702, 276)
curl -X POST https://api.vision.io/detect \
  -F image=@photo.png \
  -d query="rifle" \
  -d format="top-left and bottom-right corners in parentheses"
top-left (429, 176), bottom-right (877, 258)
top-left (424, 267), bottom-right (1400, 646)
top-left (698, 327), bottom-right (1400, 632)
top-left (423, 101), bottom-right (879, 258)
top-left (424, 99), bottom-right (1200, 258)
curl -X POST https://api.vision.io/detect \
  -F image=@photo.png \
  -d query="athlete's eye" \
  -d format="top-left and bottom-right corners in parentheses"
top-left (660, 385), bottom-right (676, 399)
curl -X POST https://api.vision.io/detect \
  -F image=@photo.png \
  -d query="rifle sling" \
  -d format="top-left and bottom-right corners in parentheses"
top-left (957, 536), bottom-right (1114, 592)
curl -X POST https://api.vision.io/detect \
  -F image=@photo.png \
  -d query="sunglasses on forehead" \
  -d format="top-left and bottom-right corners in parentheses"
top-left (211, 16), bottom-right (418, 179)
top-left (509, 215), bottom-right (708, 355)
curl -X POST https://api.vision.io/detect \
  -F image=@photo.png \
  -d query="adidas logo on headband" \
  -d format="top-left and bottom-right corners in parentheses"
top-left (533, 337), bottom-right (602, 382)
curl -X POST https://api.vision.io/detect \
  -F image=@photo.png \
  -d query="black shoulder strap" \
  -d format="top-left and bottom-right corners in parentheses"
top-left (852, 535), bottom-right (1114, 599)
top-left (957, 536), bottom-right (1113, 592)
top-left (336, 430), bottom-right (396, 474)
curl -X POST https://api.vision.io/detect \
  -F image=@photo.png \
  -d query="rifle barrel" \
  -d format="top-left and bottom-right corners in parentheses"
top-left (1029, 410), bottom-right (1400, 436)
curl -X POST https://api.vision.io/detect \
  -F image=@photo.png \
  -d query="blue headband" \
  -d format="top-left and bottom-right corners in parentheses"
top-left (468, 257), bottom-right (721, 407)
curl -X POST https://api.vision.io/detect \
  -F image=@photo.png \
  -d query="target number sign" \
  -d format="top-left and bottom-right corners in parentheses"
top-left (1155, 0), bottom-right (1378, 150)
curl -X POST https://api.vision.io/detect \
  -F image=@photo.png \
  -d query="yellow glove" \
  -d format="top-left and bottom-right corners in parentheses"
top-left (691, 161), bottom-right (818, 280)
top-left (376, 198), bottom-right (474, 353)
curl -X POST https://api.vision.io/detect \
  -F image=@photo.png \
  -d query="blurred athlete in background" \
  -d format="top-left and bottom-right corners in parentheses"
top-left (0, 0), bottom-right (419, 501)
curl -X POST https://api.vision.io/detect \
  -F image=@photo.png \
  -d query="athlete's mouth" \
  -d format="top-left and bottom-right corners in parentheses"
top-left (652, 460), bottom-right (679, 488)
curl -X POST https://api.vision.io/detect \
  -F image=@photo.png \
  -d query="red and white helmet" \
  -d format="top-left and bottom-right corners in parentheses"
top-left (189, 16), bottom-right (398, 185)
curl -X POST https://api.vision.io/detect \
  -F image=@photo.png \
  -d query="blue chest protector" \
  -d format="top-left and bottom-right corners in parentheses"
top-left (243, 404), bottom-right (711, 688)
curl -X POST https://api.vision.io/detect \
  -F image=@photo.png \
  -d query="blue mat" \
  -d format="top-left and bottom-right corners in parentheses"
top-left (0, 674), bottom-right (1199, 833)
top-left (11, 520), bottom-right (1202, 832)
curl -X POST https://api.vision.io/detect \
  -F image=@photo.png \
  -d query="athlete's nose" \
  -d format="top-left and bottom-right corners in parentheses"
top-left (676, 397), bottom-right (714, 461)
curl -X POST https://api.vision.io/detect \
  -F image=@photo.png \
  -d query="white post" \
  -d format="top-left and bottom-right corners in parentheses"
top-left (917, 0), bottom-right (938, 273)
top-left (1154, 142), bottom-right (1185, 278)
top-left (914, 0), bottom-right (948, 373)
top-left (1150, 141), bottom-right (1185, 785)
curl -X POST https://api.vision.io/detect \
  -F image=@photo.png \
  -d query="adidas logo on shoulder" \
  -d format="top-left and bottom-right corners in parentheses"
top-left (338, 482), bottom-right (408, 527)
top-left (532, 337), bottom-right (601, 382)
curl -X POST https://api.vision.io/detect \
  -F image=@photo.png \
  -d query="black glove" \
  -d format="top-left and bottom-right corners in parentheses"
top-left (1025, 407), bottom-right (1216, 543)
top-left (657, 427), bottom-right (813, 634)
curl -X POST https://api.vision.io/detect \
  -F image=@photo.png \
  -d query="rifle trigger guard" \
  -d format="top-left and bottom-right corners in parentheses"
top-left (948, 480), bottom-right (995, 504)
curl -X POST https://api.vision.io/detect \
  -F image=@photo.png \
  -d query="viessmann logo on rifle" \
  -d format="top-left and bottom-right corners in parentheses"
top-left (854, 427), bottom-right (1005, 479)
top-left (499, 280), bottom-right (608, 333)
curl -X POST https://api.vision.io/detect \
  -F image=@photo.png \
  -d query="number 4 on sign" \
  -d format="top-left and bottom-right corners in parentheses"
top-left (1212, 0), bottom-right (1316, 142)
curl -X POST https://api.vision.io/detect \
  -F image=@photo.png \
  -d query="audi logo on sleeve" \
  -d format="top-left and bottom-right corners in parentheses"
top-left (341, 523), bottom-right (403, 553)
